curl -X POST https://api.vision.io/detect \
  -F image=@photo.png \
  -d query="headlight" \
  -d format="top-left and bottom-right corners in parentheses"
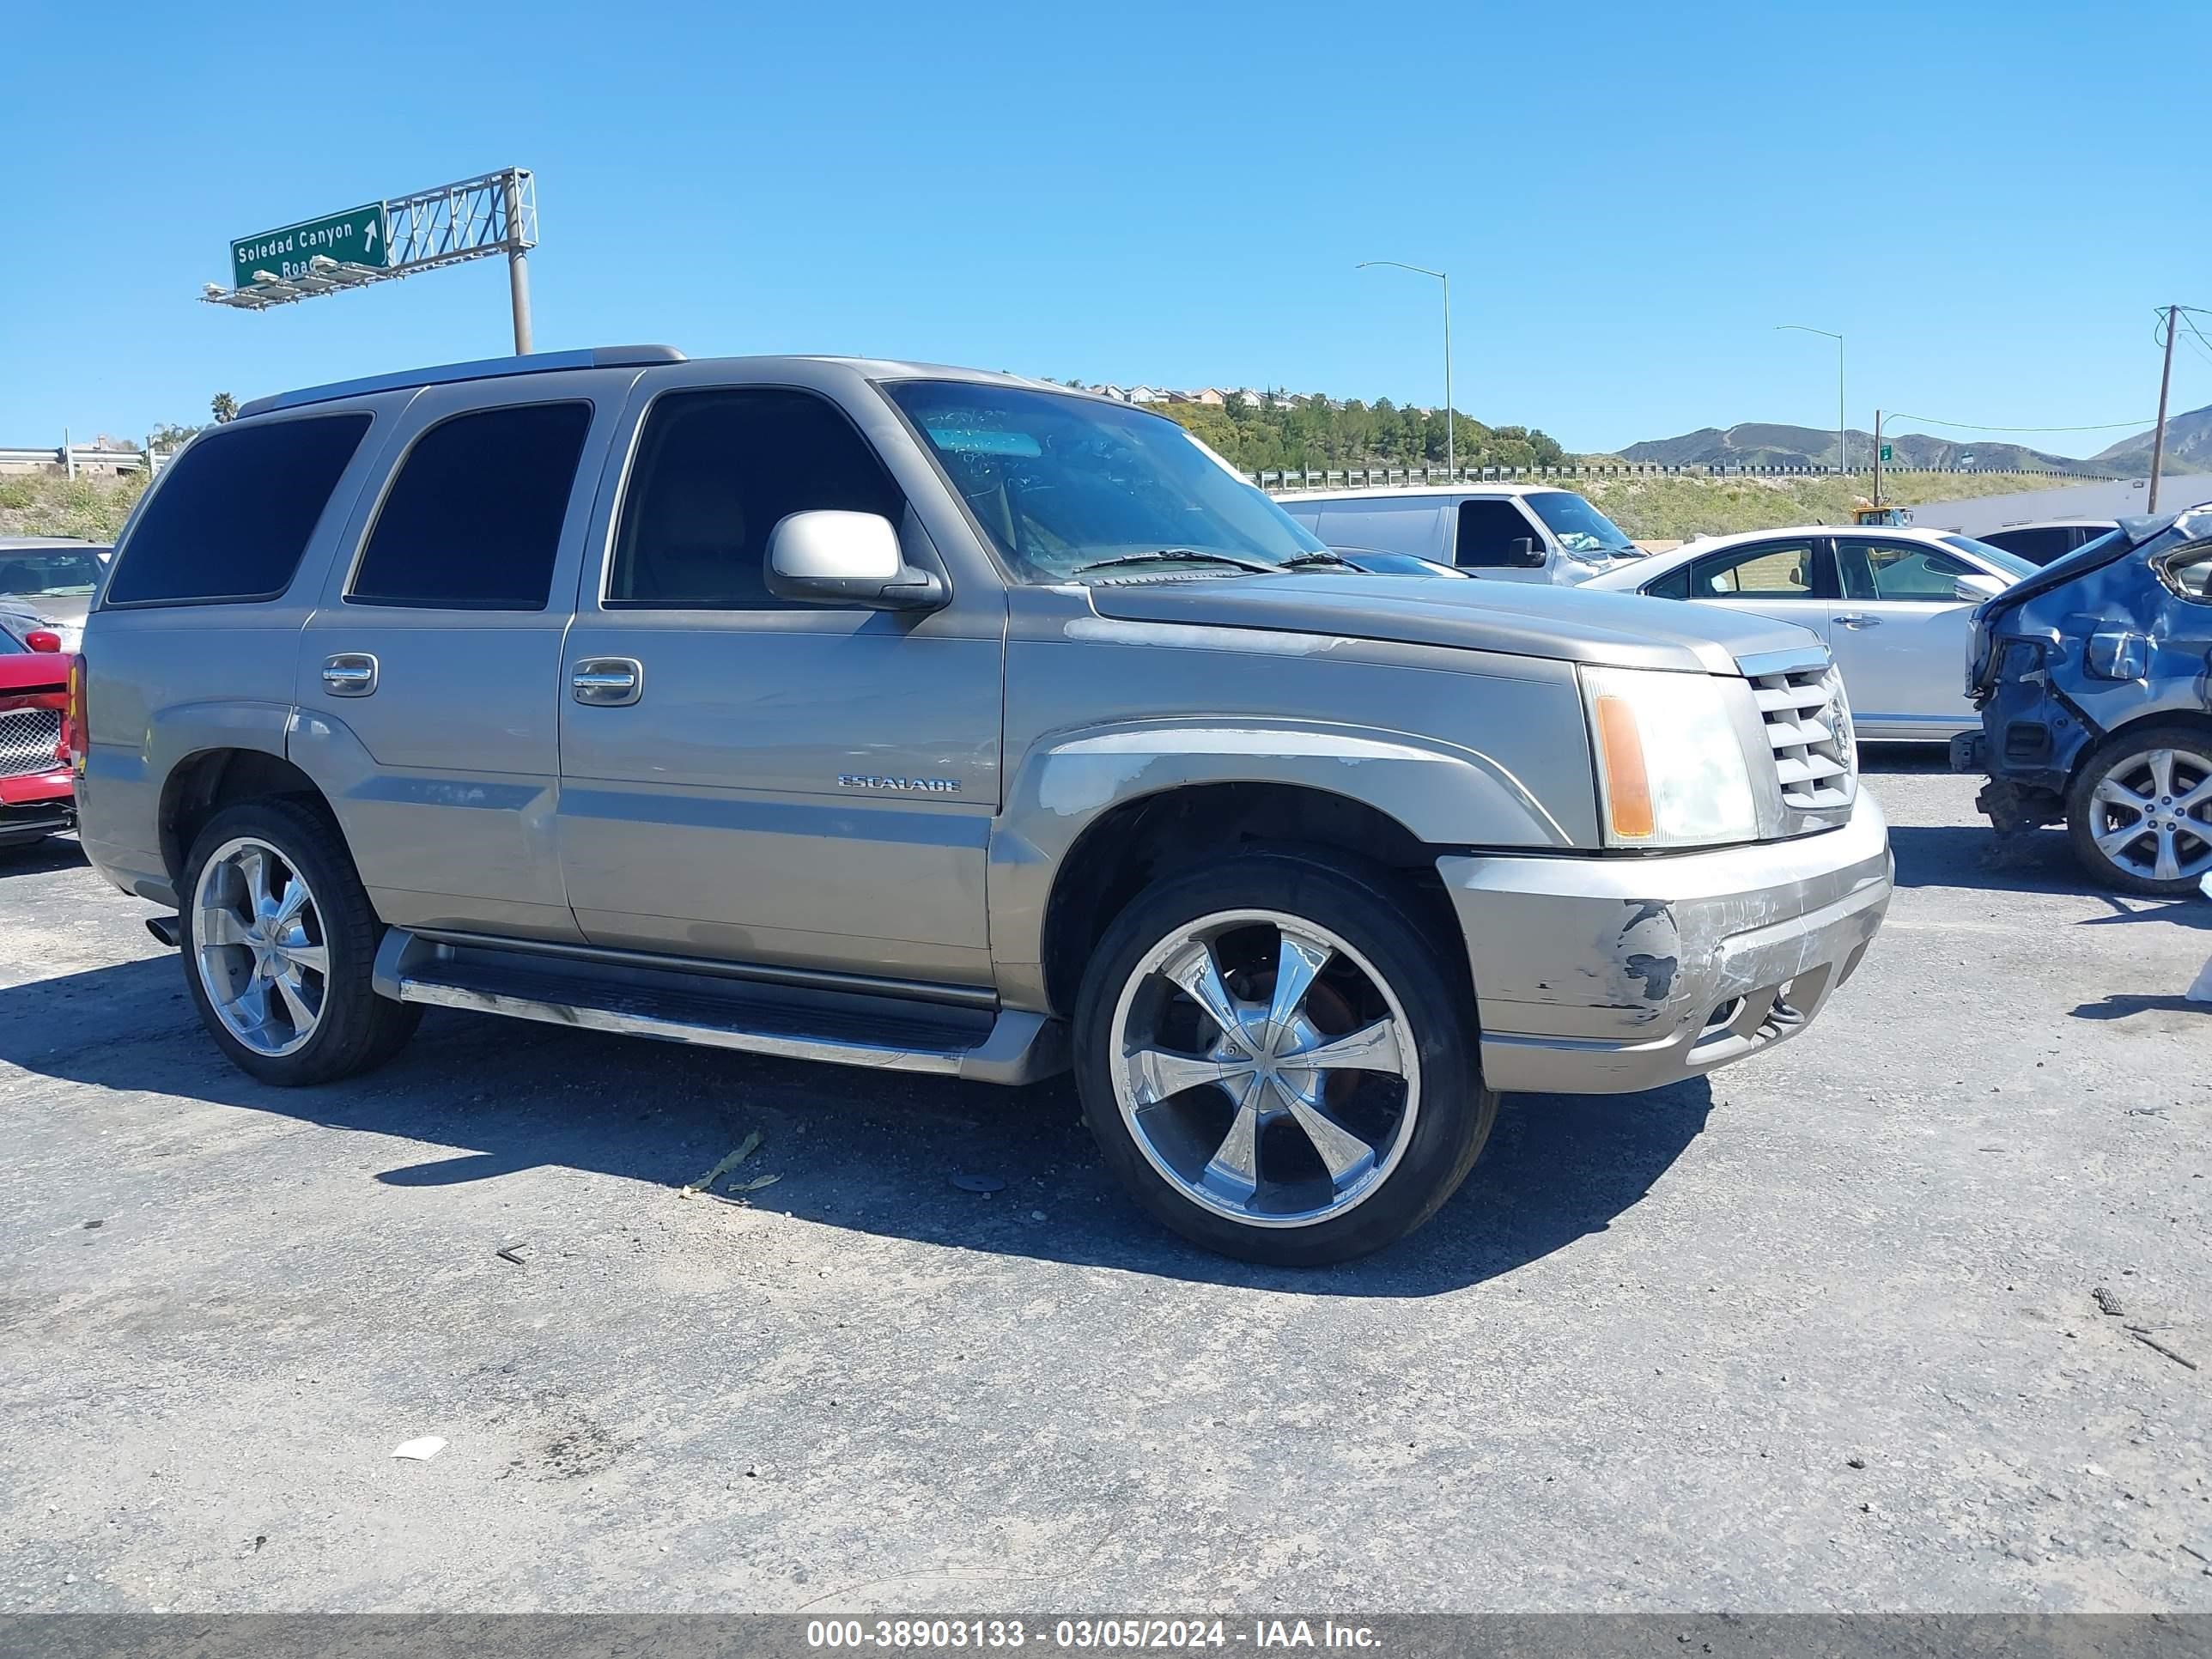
top-left (1581, 665), bottom-right (1759, 848)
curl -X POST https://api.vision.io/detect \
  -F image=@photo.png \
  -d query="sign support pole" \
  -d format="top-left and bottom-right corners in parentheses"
top-left (206, 169), bottom-right (540, 357)
top-left (504, 171), bottom-right (533, 356)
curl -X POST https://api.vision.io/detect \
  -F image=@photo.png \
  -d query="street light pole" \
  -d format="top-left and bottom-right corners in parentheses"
top-left (1778, 325), bottom-right (1845, 477)
top-left (1360, 261), bottom-right (1454, 478)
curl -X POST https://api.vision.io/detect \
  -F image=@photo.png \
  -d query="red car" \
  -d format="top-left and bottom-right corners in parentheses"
top-left (0, 623), bottom-right (74, 850)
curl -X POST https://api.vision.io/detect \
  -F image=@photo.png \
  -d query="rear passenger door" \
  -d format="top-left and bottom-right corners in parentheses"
top-left (1673, 536), bottom-right (1835, 641)
top-left (293, 375), bottom-right (621, 943)
top-left (552, 374), bottom-right (1003, 987)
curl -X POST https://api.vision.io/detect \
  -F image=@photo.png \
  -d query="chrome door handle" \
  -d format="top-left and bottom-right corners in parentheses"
top-left (320, 653), bottom-right (378, 696)
top-left (1834, 613), bottom-right (1883, 629)
top-left (571, 658), bottom-right (643, 706)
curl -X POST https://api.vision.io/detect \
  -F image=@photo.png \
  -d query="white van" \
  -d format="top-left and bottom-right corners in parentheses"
top-left (1274, 483), bottom-right (1644, 585)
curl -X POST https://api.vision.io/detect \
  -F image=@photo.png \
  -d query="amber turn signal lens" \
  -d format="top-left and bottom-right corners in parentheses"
top-left (1593, 693), bottom-right (1655, 841)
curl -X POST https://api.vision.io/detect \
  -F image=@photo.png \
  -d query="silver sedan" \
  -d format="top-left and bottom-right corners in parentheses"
top-left (1582, 525), bottom-right (2033, 743)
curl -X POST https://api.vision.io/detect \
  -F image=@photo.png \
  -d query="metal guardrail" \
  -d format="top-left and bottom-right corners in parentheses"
top-left (1252, 462), bottom-right (2124, 490)
top-left (0, 445), bottom-right (173, 477)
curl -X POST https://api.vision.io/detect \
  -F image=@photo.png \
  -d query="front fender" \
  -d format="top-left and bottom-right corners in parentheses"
top-left (988, 717), bottom-right (1580, 1007)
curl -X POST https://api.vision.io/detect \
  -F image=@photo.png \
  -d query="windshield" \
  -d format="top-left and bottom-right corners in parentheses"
top-left (1941, 535), bottom-right (2036, 582)
top-left (0, 549), bottom-right (103, 598)
top-left (885, 381), bottom-right (1327, 580)
top-left (1522, 490), bottom-right (1637, 556)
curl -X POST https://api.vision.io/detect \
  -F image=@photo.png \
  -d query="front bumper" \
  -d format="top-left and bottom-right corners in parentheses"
top-left (0, 769), bottom-right (75, 844)
top-left (1438, 796), bottom-right (1892, 1095)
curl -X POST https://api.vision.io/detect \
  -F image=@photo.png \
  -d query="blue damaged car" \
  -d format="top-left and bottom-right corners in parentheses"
top-left (1955, 506), bottom-right (2212, 895)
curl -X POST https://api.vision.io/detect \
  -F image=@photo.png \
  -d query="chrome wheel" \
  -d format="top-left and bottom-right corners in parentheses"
top-left (1109, 909), bottom-right (1419, 1230)
top-left (191, 836), bottom-right (330, 1057)
top-left (2087, 744), bottom-right (2212, 885)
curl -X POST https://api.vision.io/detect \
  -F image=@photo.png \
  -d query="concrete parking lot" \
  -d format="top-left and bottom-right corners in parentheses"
top-left (1, 753), bottom-right (2206, 1613)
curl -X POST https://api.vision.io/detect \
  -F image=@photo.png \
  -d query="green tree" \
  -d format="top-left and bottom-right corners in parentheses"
top-left (210, 392), bottom-right (238, 424)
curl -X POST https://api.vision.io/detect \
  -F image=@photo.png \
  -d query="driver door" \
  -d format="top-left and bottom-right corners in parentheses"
top-left (553, 376), bottom-right (1005, 986)
top-left (1828, 538), bottom-right (1982, 738)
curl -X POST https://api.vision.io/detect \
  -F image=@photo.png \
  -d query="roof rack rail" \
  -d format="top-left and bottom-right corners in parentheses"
top-left (236, 345), bottom-right (685, 419)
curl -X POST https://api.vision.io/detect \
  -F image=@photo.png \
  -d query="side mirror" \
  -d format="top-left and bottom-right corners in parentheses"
top-left (1953, 572), bottom-right (2006, 602)
top-left (1507, 536), bottom-right (1546, 568)
top-left (765, 511), bottom-right (946, 611)
top-left (23, 629), bottom-right (62, 653)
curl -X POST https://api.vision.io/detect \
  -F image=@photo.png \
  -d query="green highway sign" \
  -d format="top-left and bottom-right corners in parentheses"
top-left (230, 203), bottom-right (388, 289)
top-left (1879, 442), bottom-right (1893, 463)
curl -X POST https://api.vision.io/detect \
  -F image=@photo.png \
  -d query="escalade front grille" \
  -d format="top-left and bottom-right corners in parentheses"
top-left (1750, 663), bottom-right (1856, 813)
top-left (0, 708), bottom-right (62, 780)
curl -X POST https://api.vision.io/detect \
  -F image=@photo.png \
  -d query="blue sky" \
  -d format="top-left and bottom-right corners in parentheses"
top-left (3, 0), bottom-right (2205, 457)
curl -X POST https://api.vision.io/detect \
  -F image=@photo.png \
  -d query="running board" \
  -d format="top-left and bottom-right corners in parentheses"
top-left (371, 928), bottom-right (1066, 1085)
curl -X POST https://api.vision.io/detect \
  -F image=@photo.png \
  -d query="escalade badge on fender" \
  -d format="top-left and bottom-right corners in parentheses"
top-left (838, 775), bottom-right (961, 794)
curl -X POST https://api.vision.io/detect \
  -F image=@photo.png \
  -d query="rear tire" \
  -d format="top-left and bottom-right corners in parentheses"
top-left (2064, 724), bottom-right (2212, 896)
top-left (1073, 849), bottom-right (1495, 1267)
top-left (179, 799), bottom-right (421, 1085)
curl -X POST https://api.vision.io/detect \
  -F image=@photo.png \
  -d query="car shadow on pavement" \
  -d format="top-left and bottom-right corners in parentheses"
top-left (1886, 823), bottom-right (2083, 893)
top-left (0, 952), bottom-right (1713, 1298)
top-left (0, 836), bottom-right (86, 879)
top-left (2069, 993), bottom-right (2209, 1021)
top-left (1856, 743), bottom-right (1952, 775)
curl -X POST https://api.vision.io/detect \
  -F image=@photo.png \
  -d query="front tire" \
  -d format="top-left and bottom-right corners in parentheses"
top-left (179, 799), bottom-right (421, 1085)
top-left (2065, 725), bottom-right (2212, 896)
top-left (1073, 851), bottom-right (1496, 1267)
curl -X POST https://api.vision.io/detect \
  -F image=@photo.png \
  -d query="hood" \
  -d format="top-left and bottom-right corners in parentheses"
top-left (0, 652), bottom-right (70, 695)
top-left (1084, 573), bottom-right (1821, 676)
top-left (0, 593), bottom-right (88, 651)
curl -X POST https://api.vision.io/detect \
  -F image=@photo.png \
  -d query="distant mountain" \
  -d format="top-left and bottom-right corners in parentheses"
top-left (2088, 403), bottom-right (2212, 473)
top-left (1619, 421), bottom-right (2112, 476)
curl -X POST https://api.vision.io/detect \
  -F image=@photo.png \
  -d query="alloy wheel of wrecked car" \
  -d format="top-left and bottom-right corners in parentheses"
top-left (2072, 735), bottom-right (2212, 894)
top-left (1073, 854), bottom-right (1497, 1267)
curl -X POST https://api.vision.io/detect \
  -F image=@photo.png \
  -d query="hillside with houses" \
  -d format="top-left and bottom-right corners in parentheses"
top-left (1054, 380), bottom-right (1570, 475)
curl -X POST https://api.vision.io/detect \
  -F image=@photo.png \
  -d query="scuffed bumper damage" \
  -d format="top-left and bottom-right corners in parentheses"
top-left (1437, 796), bottom-right (1892, 1094)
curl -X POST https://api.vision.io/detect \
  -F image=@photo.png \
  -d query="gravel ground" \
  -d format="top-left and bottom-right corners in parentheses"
top-left (0, 752), bottom-right (2206, 1613)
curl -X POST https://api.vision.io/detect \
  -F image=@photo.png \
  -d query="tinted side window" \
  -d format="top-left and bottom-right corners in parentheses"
top-left (1455, 499), bottom-right (1539, 568)
top-left (1643, 561), bottom-right (1693, 599)
top-left (106, 416), bottom-right (370, 605)
top-left (1686, 539), bottom-right (1822, 599)
top-left (1984, 526), bottom-right (2069, 565)
top-left (1839, 539), bottom-right (1973, 602)
top-left (348, 402), bottom-right (592, 610)
top-left (608, 388), bottom-right (903, 608)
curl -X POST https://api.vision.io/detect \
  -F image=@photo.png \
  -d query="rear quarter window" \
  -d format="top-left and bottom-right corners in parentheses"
top-left (105, 415), bottom-right (372, 605)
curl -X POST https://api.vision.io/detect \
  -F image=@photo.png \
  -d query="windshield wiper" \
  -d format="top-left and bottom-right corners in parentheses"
top-left (1072, 549), bottom-right (1280, 575)
top-left (1279, 550), bottom-right (1356, 569)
